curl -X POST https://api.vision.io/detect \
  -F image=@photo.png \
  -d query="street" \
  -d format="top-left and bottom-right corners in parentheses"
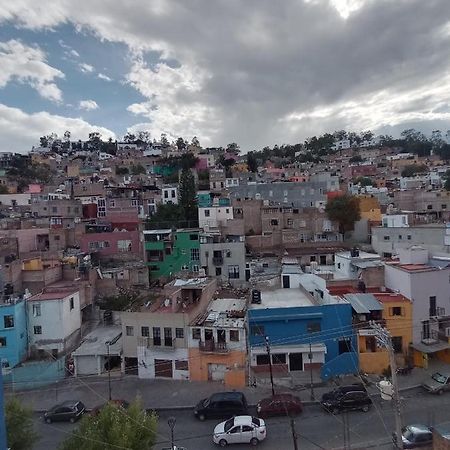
top-left (31, 387), bottom-right (449, 450)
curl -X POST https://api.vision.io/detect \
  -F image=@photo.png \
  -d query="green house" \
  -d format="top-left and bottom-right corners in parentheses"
top-left (143, 228), bottom-right (200, 280)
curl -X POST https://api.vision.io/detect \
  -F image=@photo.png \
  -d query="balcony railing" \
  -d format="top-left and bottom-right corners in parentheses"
top-left (421, 330), bottom-right (443, 345)
top-left (212, 257), bottom-right (223, 266)
top-left (199, 339), bottom-right (228, 353)
top-left (137, 337), bottom-right (176, 350)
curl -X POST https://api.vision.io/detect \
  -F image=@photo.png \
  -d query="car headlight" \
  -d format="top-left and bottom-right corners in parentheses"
top-left (257, 406), bottom-right (261, 412)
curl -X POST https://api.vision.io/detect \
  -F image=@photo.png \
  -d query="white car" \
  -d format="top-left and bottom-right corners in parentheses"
top-left (213, 415), bottom-right (266, 447)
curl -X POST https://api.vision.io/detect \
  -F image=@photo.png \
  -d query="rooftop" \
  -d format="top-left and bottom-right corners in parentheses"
top-left (28, 288), bottom-right (79, 302)
top-left (191, 297), bottom-right (246, 328)
top-left (72, 326), bottom-right (122, 357)
top-left (386, 262), bottom-right (439, 273)
top-left (251, 288), bottom-right (314, 309)
top-left (344, 293), bottom-right (383, 314)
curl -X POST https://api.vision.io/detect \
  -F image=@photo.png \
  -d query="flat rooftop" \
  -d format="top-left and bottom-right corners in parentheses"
top-left (72, 326), bottom-right (122, 357)
top-left (251, 288), bottom-right (314, 309)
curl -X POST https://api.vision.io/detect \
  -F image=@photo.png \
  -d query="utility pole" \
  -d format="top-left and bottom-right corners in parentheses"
top-left (343, 411), bottom-right (350, 450)
top-left (290, 418), bottom-right (299, 450)
top-left (265, 336), bottom-right (275, 396)
top-left (309, 340), bottom-right (315, 401)
top-left (370, 321), bottom-right (403, 449)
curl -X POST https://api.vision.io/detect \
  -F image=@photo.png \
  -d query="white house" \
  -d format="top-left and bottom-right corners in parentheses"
top-left (198, 205), bottom-right (233, 229)
top-left (382, 214), bottom-right (409, 228)
top-left (331, 139), bottom-right (351, 151)
top-left (161, 185), bottom-right (178, 205)
top-left (27, 289), bottom-right (81, 357)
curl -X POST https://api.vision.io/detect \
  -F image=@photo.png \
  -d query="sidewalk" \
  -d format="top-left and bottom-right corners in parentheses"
top-left (5, 363), bottom-right (437, 413)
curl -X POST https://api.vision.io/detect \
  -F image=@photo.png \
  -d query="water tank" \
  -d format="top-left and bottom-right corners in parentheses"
top-left (379, 379), bottom-right (393, 401)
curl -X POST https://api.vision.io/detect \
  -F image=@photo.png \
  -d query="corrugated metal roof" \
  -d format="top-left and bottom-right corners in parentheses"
top-left (344, 293), bottom-right (383, 314)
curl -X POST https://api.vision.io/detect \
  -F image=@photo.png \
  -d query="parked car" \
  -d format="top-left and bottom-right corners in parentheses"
top-left (256, 394), bottom-right (302, 418)
top-left (194, 392), bottom-right (248, 421)
top-left (90, 399), bottom-right (130, 416)
top-left (213, 415), bottom-right (266, 447)
top-left (321, 388), bottom-right (372, 414)
top-left (392, 424), bottom-right (433, 449)
top-left (44, 400), bottom-right (86, 423)
top-left (421, 372), bottom-right (450, 394)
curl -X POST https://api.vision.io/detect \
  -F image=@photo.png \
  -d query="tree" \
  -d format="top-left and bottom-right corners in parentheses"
top-left (131, 164), bottom-right (146, 175)
top-left (191, 136), bottom-right (200, 148)
top-left (123, 132), bottom-right (136, 143)
top-left (401, 164), bottom-right (428, 177)
top-left (115, 166), bottom-right (129, 175)
top-left (0, 185), bottom-right (8, 194)
top-left (325, 195), bottom-right (361, 237)
top-left (6, 397), bottom-right (38, 450)
top-left (137, 131), bottom-right (151, 144)
top-left (179, 168), bottom-right (198, 222)
top-left (226, 142), bottom-right (240, 154)
top-left (160, 133), bottom-right (169, 146)
top-left (59, 399), bottom-right (157, 450)
top-left (354, 177), bottom-right (373, 187)
top-left (176, 137), bottom-right (186, 151)
top-left (146, 203), bottom-right (184, 229)
top-left (97, 289), bottom-right (144, 311)
top-left (246, 152), bottom-right (258, 173)
top-left (349, 155), bottom-right (363, 163)
top-left (88, 132), bottom-right (102, 151)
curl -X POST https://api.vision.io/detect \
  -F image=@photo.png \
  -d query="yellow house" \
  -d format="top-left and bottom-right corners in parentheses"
top-left (358, 195), bottom-right (382, 222)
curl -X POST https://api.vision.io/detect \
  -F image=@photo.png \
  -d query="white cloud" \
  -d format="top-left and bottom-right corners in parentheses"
top-left (69, 49), bottom-right (80, 58)
top-left (0, 103), bottom-right (115, 153)
top-left (98, 72), bottom-right (112, 81)
top-left (79, 99), bottom-right (99, 111)
top-left (79, 62), bottom-right (94, 73)
top-left (0, 39), bottom-right (64, 102)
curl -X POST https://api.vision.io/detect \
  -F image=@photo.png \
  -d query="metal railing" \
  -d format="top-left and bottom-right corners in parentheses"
top-left (199, 339), bottom-right (228, 353)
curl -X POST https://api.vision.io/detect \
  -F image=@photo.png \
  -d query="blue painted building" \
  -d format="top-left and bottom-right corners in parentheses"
top-left (248, 287), bottom-right (358, 380)
top-left (0, 298), bottom-right (28, 373)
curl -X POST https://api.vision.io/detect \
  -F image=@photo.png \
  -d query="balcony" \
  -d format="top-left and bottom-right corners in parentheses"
top-left (137, 337), bottom-right (176, 350)
top-left (212, 257), bottom-right (223, 266)
top-left (199, 339), bottom-right (229, 354)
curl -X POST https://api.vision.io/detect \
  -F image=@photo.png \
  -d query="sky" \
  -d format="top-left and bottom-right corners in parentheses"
top-left (0, 0), bottom-right (450, 153)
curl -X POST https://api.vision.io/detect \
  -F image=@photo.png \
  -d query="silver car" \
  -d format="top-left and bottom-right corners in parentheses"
top-left (421, 372), bottom-right (450, 394)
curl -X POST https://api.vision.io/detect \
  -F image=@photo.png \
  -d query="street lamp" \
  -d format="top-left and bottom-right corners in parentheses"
top-left (265, 336), bottom-right (275, 397)
top-left (168, 416), bottom-right (176, 450)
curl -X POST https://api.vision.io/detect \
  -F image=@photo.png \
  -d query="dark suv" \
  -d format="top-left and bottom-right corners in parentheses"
top-left (44, 400), bottom-right (86, 423)
top-left (321, 386), bottom-right (372, 414)
top-left (194, 392), bottom-right (248, 421)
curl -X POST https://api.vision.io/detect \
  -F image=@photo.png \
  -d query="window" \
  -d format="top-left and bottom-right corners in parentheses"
top-left (52, 206), bottom-right (57, 213)
top-left (338, 338), bottom-right (352, 354)
top-left (407, 235), bottom-right (411, 240)
top-left (256, 354), bottom-right (270, 365)
top-left (171, 190), bottom-right (176, 198)
top-left (164, 191), bottom-right (168, 198)
top-left (272, 354), bottom-right (286, 364)
top-left (270, 219), bottom-right (279, 226)
top-left (287, 218), bottom-right (293, 226)
top-left (131, 199), bottom-right (139, 207)
top-left (153, 327), bottom-right (161, 346)
top-left (34, 325), bottom-right (42, 335)
top-left (191, 248), bottom-right (200, 261)
top-left (392, 336), bottom-right (403, 354)
top-left (228, 265), bottom-right (240, 279)
top-left (229, 330), bottom-right (239, 341)
top-left (69, 298), bottom-right (74, 310)
top-left (398, 235), bottom-right (402, 240)
top-left (204, 209), bottom-right (210, 217)
top-left (251, 325), bottom-right (264, 336)
top-left (426, 204), bottom-right (432, 210)
top-left (0, 337), bottom-right (6, 347)
top-left (225, 249), bottom-right (231, 258)
top-left (109, 200), bottom-right (115, 207)
top-left (192, 328), bottom-right (201, 340)
top-left (126, 326), bottom-right (134, 336)
top-left (3, 315), bottom-right (14, 328)
top-left (307, 322), bottom-right (321, 333)
top-left (391, 307), bottom-right (403, 316)
top-left (118, 240), bottom-right (132, 252)
top-left (32, 304), bottom-right (41, 317)
top-left (54, 235), bottom-right (60, 241)
top-left (383, 236), bottom-right (390, 241)
top-left (141, 326), bottom-right (149, 337)
top-left (175, 360), bottom-right (189, 371)
top-left (189, 234), bottom-right (198, 240)
top-left (215, 267), bottom-right (222, 276)
top-left (442, 204), bottom-right (447, 209)
top-left (430, 296), bottom-right (437, 316)
top-left (176, 328), bottom-right (184, 339)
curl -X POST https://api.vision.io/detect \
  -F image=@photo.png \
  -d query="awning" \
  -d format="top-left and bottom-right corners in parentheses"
top-left (412, 341), bottom-right (450, 354)
top-left (344, 293), bottom-right (383, 314)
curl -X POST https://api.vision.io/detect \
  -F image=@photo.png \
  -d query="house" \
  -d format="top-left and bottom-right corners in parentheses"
top-left (161, 185), bottom-right (178, 205)
top-left (121, 277), bottom-right (217, 378)
top-left (80, 230), bottom-right (141, 259)
top-left (27, 288), bottom-right (81, 358)
top-left (189, 297), bottom-right (247, 387)
top-left (198, 197), bottom-right (234, 230)
top-left (143, 229), bottom-right (200, 281)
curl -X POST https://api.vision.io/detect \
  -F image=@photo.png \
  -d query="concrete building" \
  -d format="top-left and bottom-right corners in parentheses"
top-left (393, 189), bottom-right (450, 220)
top-left (27, 288), bottom-right (81, 357)
top-left (161, 185), bottom-right (178, 205)
top-left (199, 231), bottom-right (246, 285)
top-left (189, 297), bottom-right (247, 387)
top-left (198, 200), bottom-right (234, 230)
top-left (80, 230), bottom-right (141, 259)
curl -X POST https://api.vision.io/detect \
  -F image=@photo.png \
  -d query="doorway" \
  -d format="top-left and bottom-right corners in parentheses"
top-left (154, 359), bottom-right (173, 378)
top-left (282, 275), bottom-right (290, 288)
top-left (289, 353), bottom-right (303, 371)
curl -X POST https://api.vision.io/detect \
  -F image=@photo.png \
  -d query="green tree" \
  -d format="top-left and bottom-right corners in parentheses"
top-left (115, 166), bottom-right (129, 175)
top-left (123, 132), bottom-right (136, 143)
top-left (6, 397), bottom-right (38, 450)
top-left (131, 164), bottom-right (146, 175)
top-left (401, 164), bottom-right (428, 177)
top-left (97, 289), bottom-right (144, 311)
top-left (176, 137), bottom-right (186, 151)
top-left (445, 178), bottom-right (450, 191)
top-left (146, 203), bottom-right (184, 229)
top-left (59, 399), bottom-right (157, 450)
top-left (0, 185), bottom-right (9, 194)
top-left (354, 177), bottom-right (373, 187)
top-left (246, 152), bottom-right (258, 172)
top-left (349, 155), bottom-right (363, 163)
top-left (325, 195), bottom-right (361, 237)
top-left (179, 168), bottom-right (198, 222)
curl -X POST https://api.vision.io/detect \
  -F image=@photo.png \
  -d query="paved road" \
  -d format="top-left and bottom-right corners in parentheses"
top-left (32, 388), bottom-right (448, 450)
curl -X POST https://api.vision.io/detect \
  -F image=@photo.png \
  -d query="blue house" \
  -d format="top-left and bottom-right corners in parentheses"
top-left (247, 287), bottom-right (358, 380)
top-left (0, 298), bottom-right (28, 373)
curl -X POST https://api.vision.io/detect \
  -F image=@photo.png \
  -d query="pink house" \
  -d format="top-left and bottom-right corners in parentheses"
top-left (80, 230), bottom-right (141, 256)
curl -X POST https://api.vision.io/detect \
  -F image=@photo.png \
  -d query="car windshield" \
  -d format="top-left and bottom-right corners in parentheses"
top-left (252, 417), bottom-right (261, 427)
top-left (224, 418), bottom-right (234, 432)
top-left (403, 428), bottom-right (415, 441)
top-left (432, 372), bottom-right (446, 384)
top-left (203, 398), bottom-right (210, 407)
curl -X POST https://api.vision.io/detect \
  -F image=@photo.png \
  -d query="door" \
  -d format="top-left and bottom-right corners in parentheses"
top-left (282, 275), bottom-right (290, 288)
top-left (289, 353), bottom-right (303, 371)
top-left (208, 363), bottom-right (227, 381)
top-left (430, 296), bottom-right (437, 317)
top-left (227, 426), bottom-right (241, 444)
top-left (154, 359), bottom-right (173, 378)
top-left (217, 329), bottom-right (226, 344)
top-left (422, 320), bottom-right (430, 339)
top-left (241, 425), bottom-right (255, 443)
top-left (164, 328), bottom-right (172, 347)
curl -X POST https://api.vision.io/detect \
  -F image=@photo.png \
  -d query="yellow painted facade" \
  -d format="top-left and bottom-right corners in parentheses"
top-left (188, 348), bottom-right (247, 388)
top-left (358, 195), bottom-right (382, 222)
top-left (22, 258), bottom-right (43, 271)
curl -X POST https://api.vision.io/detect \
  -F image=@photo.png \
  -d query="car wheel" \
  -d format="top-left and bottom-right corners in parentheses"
top-left (69, 417), bottom-right (76, 423)
top-left (198, 413), bottom-right (206, 421)
top-left (438, 390), bottom-right (444, 395)
top-left (219, 439), bottom-right (227, 447)
top-left (45, 417), bottom-right (52, 424)
top-left (250, 437), bottom-right (259, 446)
top-left (332, 407), bottom-right (340, 415)
top-left (361, 405), bottom-right (369, 412)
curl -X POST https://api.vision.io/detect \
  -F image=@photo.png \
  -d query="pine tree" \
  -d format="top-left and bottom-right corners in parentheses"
top-left (179, 168), bottom-right (198, 223)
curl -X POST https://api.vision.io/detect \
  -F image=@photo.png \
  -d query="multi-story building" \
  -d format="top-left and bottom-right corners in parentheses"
top-left (393, 189), bottom-right (450, 220)
top-left (188, 297), bottom-right (247, 387)
top-left (143, 229), bottom-right (200, 280)
top-left (199, 231), bottom-right (246, 285)
top-left (161, 185), bottom-right (178, 205)
top-left (198, 197), bottom-right (234, 230)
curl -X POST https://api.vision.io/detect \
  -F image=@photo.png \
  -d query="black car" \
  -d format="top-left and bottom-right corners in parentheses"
top-left (194, 392), bottom-right (248, 421)
top-left (392, 424), bottom-right (433, 449)
top-left (44, 400), bottom-right (86, 423)
top-left (321, 388), bottom-right (372, 414)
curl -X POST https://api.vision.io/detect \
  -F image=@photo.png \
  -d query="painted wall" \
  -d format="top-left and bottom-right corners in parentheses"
top-left (0, 300), bottom-right (27, 369)
top-left (137, 346), bottom-right (190, 380)
top-left (198, 206), bottom-right (234, 229)
top-left (79, 230), bottom-right (141, 256)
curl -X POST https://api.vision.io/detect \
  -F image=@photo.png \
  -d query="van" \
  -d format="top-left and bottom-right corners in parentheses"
top-left (194, 392), bottom-right (248, 421)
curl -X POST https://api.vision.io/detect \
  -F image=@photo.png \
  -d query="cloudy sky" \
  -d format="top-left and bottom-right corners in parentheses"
top-left (0, 0), bottom-right (450, 153)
